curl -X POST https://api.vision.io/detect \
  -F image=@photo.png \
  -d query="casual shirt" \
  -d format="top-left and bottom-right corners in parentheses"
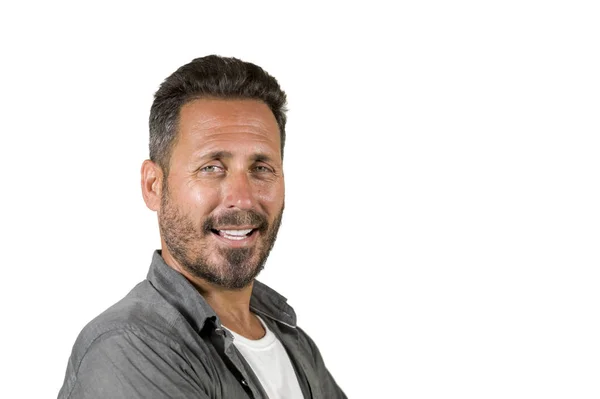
top-left (58, 251), bottom-right (346, 399)
top-left (225, 315), bottom-right (304, 398)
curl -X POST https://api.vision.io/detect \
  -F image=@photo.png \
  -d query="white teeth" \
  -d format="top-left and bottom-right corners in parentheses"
top-left (222, 234), bottom-right (245, 241)
top-left (220, 229), bottom-right (252, 236)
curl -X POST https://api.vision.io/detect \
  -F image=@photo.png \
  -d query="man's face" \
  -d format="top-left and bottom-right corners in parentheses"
top-left (158, 99), bottom-right (285, 290)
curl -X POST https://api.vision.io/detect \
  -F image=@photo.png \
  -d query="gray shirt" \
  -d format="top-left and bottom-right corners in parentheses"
top-left (58, 251), bottom-right (346, 399)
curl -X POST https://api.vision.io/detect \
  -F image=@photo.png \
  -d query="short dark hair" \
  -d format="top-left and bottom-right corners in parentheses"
top-left (149, 55), bottom-right (288, 174)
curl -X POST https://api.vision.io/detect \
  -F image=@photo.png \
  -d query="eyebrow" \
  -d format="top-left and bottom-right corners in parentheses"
top-left (252, 153), bottom-right (275, 163)
top-left (197, 150), bottom-right (233, 161)
top-left (195, 150), bottom-right (276, 163)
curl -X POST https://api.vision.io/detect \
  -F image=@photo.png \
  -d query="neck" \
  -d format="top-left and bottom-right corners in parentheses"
top-left (197, 280), bottom-right (255, 325)
top-left (161, 246), bottom-right (264, 339)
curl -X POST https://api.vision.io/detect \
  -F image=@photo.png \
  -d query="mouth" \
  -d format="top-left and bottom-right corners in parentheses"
top-left (210, 227), bottom-right (258, 242)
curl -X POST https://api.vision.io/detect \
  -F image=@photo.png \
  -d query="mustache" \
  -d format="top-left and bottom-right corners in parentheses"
top-left (202, 210), bottom-right (269, 233)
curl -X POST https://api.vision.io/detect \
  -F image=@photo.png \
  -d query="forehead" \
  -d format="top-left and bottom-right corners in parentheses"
top-left (175, 98), bottom-right (281, 158)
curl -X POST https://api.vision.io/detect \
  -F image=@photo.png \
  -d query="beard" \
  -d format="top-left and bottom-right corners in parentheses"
top-left (158, 183), bottom-right (283, 290)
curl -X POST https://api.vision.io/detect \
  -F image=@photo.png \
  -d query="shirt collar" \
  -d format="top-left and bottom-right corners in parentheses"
top-left (146, 250), bottom-right (297, 333)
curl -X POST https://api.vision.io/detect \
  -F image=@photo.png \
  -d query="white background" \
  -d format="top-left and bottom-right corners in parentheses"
top-left (1, 1), bottom-right (599, 398)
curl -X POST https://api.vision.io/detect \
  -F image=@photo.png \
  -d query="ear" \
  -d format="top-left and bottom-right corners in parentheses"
top-left (141, 159), bottom-right (164, 211)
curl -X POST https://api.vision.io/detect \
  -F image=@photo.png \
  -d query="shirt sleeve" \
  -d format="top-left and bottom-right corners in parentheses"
top-left (62, 329), bottom-right (210, 399)
top-left (297, 326), bottom-right (348, 399)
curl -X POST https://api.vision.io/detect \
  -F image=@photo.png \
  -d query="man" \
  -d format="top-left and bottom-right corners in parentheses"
top-left (58, 56), bottom-right (346, 399)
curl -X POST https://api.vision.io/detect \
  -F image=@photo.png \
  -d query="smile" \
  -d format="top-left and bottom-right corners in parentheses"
top-left (211, 228), bottom-right (258, 242)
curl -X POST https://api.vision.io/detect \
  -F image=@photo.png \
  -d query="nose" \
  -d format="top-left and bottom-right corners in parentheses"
top-left (222, 172), bottom-right (255, 210)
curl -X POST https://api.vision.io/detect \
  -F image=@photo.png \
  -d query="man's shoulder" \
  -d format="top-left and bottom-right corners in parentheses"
top-left (70, 280), bottom-right (185, 360)
top-left (58, 280), bottom-right (207, 399)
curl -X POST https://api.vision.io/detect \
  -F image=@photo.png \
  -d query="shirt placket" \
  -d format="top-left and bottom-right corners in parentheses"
top-left (261, 317), bottom-right (320, 399)
top-left (212, 326), bottom-right (269, 399)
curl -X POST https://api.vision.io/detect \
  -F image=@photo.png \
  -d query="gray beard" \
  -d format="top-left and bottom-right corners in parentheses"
top-left (158, 185), bottom-right (283, 290)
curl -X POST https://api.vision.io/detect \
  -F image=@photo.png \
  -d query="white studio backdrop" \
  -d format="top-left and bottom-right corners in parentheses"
top-left (1, 1), bottom-right (599, 398)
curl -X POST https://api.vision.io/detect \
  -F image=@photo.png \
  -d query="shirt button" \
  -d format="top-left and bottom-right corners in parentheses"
top-left (214, 328), bottom-right (226, 336)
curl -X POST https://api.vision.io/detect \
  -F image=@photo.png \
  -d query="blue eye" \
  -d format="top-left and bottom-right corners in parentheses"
top-left (200, 165), bottom-right (223, 173)
top-left (253, 165), bottom-right (273, 173)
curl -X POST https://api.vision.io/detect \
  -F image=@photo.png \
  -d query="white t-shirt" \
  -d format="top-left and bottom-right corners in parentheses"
top-left (224, 316), bottom-right (304, 399)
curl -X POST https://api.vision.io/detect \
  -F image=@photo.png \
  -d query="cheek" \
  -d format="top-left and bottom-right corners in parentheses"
top-left (195, 188), bottom-right (221, 211)
top-left (257, 181), bottom-right (285, 210)
top-left (174, 185), bottom-right (220, 216)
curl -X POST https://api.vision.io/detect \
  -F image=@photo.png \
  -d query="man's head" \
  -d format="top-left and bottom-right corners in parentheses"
top-left (141, 56), bottom-right (287, 290)
top-left (149, 55), bottom-right (288, 175)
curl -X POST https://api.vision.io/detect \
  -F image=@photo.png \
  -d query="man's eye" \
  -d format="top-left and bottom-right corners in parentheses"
top-left (253, 165), bottom-right (273, 173)
top-left (200, 165), bottom-right (223, 173)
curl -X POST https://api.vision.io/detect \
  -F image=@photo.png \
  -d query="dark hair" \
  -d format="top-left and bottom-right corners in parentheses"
top-left (149, 55), bottom-right (288, 174)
